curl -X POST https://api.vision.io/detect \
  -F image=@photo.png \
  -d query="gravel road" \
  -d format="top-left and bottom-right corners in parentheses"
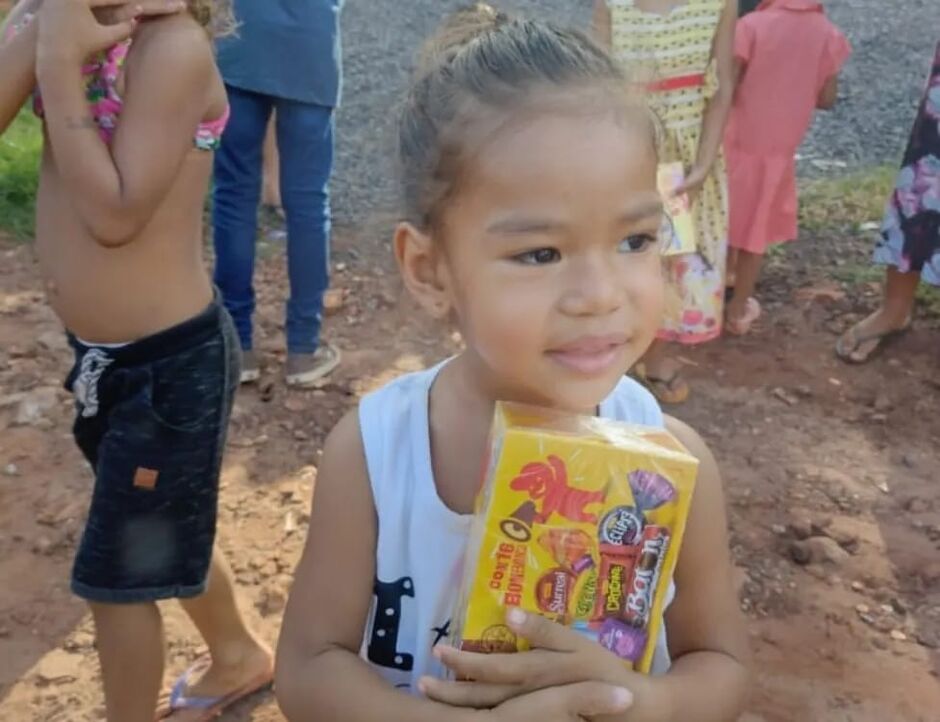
top-left (332, 0), bottom-right (593, 229)
top-left (332, 0), bottom-right (940, 226)
top-left (802, 0), bottom-right (940, 176)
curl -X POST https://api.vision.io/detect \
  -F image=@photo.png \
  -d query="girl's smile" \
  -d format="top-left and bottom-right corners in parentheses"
top-left (545, 333), bottom-right (630, 376)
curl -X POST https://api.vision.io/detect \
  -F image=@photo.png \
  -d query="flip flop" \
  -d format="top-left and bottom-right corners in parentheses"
top-left (835, 318), bottom-right (912, 365)
top-left (725, 297), bottom-right (762, 336)
top-left (634, 363), bottom-right (690, 405)
top-left (156, 655), bottom-right (274, 721)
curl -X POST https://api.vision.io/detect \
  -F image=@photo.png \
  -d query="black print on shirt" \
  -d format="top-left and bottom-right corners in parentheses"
top-left (368, 576), bottom-right (414, 672)
top-left (432, 619), bottom-right (451, 647)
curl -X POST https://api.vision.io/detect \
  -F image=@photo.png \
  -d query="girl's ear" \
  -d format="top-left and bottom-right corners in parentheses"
top-left (393, 222), bottom-right (453, 320)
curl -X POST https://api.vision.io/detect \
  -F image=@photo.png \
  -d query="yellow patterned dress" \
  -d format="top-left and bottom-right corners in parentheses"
top-left (608, 0), bottom-right (729, 344)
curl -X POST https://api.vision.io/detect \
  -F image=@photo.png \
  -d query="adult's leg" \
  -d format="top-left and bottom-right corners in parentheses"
top-left (212, 87), bottom-right (273, 351)
top-left (637, 338), bottom-right (689, 404)
top-left (275, 99), bottom-right (334, 355)
top-left (837, 267), bottom-right (919, 362)
top-left (91, 601), bottom-right (164, 722)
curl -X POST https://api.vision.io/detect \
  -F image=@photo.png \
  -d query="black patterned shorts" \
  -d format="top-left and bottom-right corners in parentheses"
top-left (65, 297), bottom-right (239, 603)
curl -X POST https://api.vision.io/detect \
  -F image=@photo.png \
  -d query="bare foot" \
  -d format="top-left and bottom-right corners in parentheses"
top-left (158, 642), bottom-right (273, 720)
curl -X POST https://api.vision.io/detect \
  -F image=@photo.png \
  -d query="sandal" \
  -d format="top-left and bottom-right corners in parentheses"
top-left (634, 363), bottom-right (690, 405)
top-left (725, 297), bottom-right (762, 336)
top-left (835, 318), bottom-right (912, 364)
top-left (156, 655), bottom-right (274, 721)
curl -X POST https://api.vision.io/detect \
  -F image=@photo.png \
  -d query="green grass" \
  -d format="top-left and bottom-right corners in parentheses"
top-left (798, 165), bottom-right (896, 233)
top-left (918, 284), bottom-right (940, 316)
top-left (830, 264), bottom-right (884, 286)
top-left (801, 164), bottom-right (940, 316)
top-left (0, 108), bottom-right (41, 240)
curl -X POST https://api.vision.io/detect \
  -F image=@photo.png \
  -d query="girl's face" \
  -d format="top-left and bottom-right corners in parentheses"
top-left (400, 106), bottom-right (664, 413)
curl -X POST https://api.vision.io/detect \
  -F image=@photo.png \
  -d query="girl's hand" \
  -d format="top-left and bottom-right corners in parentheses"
top-left (421, 609), bottom-right (668, 720)
top-left (36, 0), bottom-right (183, 66)
top-left (670, 164), bottom-right (710, 203)
top-left (484, 682), bottom-right (635, 722)
top-left (96, 0), bottom-right (186, 25)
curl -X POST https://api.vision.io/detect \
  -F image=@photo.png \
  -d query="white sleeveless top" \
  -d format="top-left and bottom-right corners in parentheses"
top-left (357, 362), bottom-right (673, 693)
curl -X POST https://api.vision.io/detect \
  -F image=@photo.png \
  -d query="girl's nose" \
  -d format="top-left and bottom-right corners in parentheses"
top-left (558, 253), bottom-right (622, 317)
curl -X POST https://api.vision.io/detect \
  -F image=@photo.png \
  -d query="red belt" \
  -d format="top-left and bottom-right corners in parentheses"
top-left (645, 73), bottom-right (706, 93)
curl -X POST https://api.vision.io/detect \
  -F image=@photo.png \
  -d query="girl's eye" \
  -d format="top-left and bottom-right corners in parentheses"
top-left (513, 247), bottom-right (561, 265)
top-left (619, 233), bottom-right (656, 253)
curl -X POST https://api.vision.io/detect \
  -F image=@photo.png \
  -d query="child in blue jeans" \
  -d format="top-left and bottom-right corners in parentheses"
top-left (213, 0), bottom-right (344, 387)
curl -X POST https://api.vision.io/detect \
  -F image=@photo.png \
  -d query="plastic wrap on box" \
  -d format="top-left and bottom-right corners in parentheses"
top-left (658, 162), bottom-right (697, 256)
top-left (451, 402), bottom-right (699, 674)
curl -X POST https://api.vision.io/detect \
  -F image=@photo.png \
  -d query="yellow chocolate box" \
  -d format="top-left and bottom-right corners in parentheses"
top-left (452, 402), bottom-right (699, 674)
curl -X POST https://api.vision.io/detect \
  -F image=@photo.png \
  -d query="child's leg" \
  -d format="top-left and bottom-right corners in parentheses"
top-left (275, 99), bottom-right (334, 356)
top-left (727, 249), bottom-right (763, 320)
top-left (726, 247), bottom-right (739, 289)
top-left (175, 549), bottom-right (272, 697)
top-left (837, 267), bottom-right (919, 362)
top-left (261, 114), bottom-right (281, 208)
top-left (67, 302), bottom-right (268, 720)
top-left (212, 86), bottom-right (274, 352)
top-left (91, 601), bottom-right (164, 722)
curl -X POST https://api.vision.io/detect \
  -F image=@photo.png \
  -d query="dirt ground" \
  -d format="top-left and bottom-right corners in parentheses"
top-left (0, 216), bottom-right (938, 721)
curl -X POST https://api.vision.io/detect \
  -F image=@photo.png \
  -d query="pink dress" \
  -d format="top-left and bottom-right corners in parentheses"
top-left (725, 0), bottom-right (851, 254)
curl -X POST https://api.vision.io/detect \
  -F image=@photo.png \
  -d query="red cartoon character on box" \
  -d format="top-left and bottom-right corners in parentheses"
top-left (510, 455), bottom-right (606, 524)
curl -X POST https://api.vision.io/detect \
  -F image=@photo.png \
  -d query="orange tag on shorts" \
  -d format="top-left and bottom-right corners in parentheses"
top-left (133, 467), bottom-right (159, 490)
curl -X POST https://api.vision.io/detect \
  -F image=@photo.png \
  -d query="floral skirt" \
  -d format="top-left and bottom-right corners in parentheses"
top-left (873, 42), bottom-right (940, 287)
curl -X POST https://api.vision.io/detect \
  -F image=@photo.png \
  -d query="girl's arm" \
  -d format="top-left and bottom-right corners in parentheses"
top-left (732, 58), bottom-right (746, 100)
top-left (649, 415), bottom-right (751, 722)
top-left (0, 0), bottom-right (184, 138)
top-left (0, 0), bottom-right (42, 134)
top-left (35, 4), bottom-right (209, 247)
top-left (674, 0), bottom-right (737, 197)
top-left (275, 411), bottom-right (477, 722)
top-left (816, 74), bottom-right (839, 110)
top-left (592, 0), bottom-right (611, 49)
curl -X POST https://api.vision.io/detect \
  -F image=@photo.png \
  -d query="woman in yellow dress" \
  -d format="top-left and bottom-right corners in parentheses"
top-left (595, 0), bottom-right (737, 403)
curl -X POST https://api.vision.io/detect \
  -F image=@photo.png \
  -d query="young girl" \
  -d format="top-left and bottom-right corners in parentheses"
top-left (276, 6), bottom-right (749, 721)
top-left (724, 0), bottom-right (850, 335)
top-left (594, 0), bottom-right (737, 403)
top-left (0, 1), bottom-right (272, 720)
